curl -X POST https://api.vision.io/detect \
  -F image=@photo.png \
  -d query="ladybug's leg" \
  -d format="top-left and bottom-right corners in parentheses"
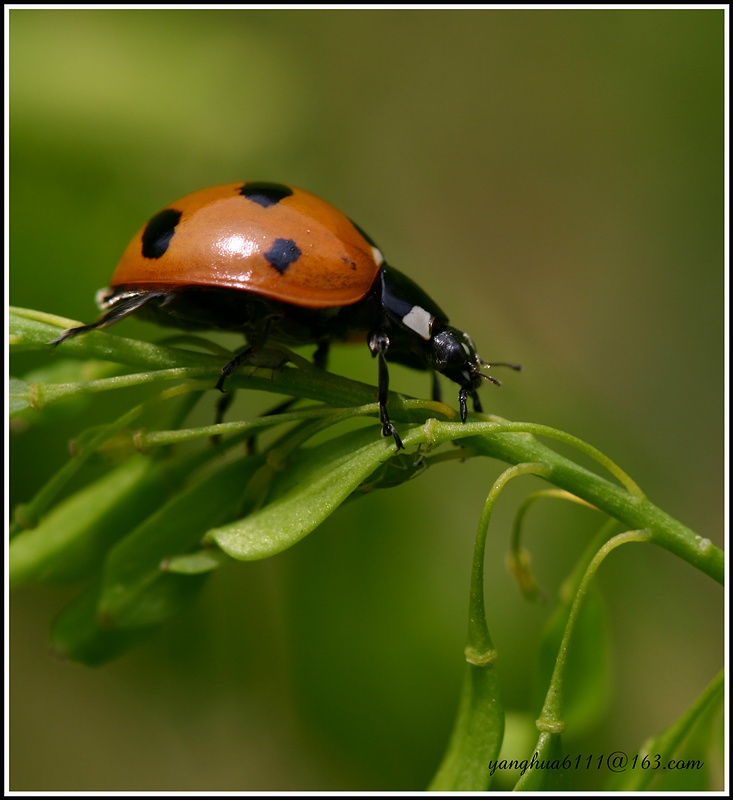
top-left (457, 386), bottom-right (483, 423)
top-left (50, 291), bottom-right (166, 346)
top-left (367, 330), bottom-right (404, 450)
top-left (208, 390), bottom-right (237, 446)
top-left (313, 341), bottom-right (330, 371)
top-left (458, 387), bottom-right (469, 423)
top-left (214, 390), bottom-right (236, 426)
top-left (431, 370), bottom-right (442, 404)
top-left (216, 348), bottom-right (255, 392)
top-left (216, 316), bottom-right (276, 392)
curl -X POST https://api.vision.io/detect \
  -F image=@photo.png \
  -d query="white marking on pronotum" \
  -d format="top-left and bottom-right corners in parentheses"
top-left (372, 246), bottom-right (385, 267)
top-left (402, 305), bottom-right (433, 340)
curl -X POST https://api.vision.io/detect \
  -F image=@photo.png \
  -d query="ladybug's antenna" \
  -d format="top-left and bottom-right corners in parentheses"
top-left (478, 360), bottom-right (521, 387)
top-left (478, 359), bottom-right (522, 372)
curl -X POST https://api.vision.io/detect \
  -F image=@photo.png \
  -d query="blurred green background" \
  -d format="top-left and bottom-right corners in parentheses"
top-left (9, 9), bottom-right (724, 792)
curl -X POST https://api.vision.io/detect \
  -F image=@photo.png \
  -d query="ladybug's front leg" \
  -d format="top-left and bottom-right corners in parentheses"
top-left (367, 330), bottom-right (404, 451)
top-left (50, 290), bottom-right (167, 346)
top-left (457, 386), bottom-right (483, 423)
top-left (431, 370), bottom-right (442, 404)
top-left (458, 386), bottom-right (469, 423)
top-left (470, 390), bottom-right (483, 415)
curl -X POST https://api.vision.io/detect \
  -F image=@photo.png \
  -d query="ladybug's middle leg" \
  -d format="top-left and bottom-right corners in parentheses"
top-left (247, 339), bottom-right (329, 417)
top-left (215, 315), bottom-right (279, 392)
top-left (216, 350), bottom-right (253, 392)
top-left (313, 340), bottom-right (330, 371)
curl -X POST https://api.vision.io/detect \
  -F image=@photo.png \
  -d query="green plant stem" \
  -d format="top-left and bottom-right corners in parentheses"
top-left (12, 308), bottom-right (724, 584)
top-left (536, 529), bottom-right (652, 733)
top-left (459, 427), bottom-right (723, 585)
top-left (467, 463), bottom-right (550, 658)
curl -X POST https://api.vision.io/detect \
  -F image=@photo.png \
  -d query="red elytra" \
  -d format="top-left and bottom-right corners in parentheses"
top-left (109, 182), bottom-right (384, 308)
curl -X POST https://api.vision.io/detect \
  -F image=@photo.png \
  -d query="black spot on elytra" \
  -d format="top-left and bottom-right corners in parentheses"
top-left (239, 182), bottom-right (294, 208)
top-left (265, 238), bottom-right (301, 273)
top-left (141, 208), bottom-right (182, 259)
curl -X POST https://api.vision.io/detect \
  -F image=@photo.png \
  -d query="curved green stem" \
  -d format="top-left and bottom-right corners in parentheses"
top-left (536, 529), bottom-right (652, 733)
top-left (467, 462), bottom-right (550, 659)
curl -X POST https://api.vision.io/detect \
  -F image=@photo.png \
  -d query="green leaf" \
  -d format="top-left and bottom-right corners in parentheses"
top-left (50, 582), bottom-right (157, 666)
top-left (10, 306), bottom-right (213, 370)
top-left (49, 454), bottom-right (263, 665)
top-left (164, 549), bottom-right (228, 574)
top-left (428, 662), bottom-right (505, 791)
top-left (489, 712), bottom-right (542, 790)
top-left (353, 450), bottom-right (429, 493)
top-left (513, 731), bottom-right (567, 791)
top-left (97, 453), bottom-right (262, 627)
top-left (9, 455), bottom-right (171, 586)
top-left (609, 670), bottom-right (723, 791)
top-left (208, 426), bottom-right (399, 560)
top-left (9, 377), bottom-right (32, 415)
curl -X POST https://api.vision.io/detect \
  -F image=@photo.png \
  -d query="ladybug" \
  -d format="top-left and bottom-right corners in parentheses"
top-left (52, 181), bottom-right (518, 449)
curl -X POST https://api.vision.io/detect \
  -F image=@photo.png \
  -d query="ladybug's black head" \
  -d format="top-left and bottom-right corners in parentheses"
top-left (428, 325), bottom-right (521, 422)
top-left (430, 326), bottom-right (481, 387)
top-left (429, 325), bottom-right (487, 421)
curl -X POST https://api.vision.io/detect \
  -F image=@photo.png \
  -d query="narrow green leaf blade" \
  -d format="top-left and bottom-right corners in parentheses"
top-left (208, 427), bottom-right (398, 561)
top-left (8, 377), bottom-right (32, 416)
top-left (10, 455), bottom-right (169, 586)
top-left (513, 731), bottom-right (566, 791)
top-left (429, 662), bottom-right (505, 791)
top-left (98, 454), bottom-right (261, 627)
top-left (50, 582), bottom-right (155, 666)
top-left (609, 671), bottom-right (723, 791)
